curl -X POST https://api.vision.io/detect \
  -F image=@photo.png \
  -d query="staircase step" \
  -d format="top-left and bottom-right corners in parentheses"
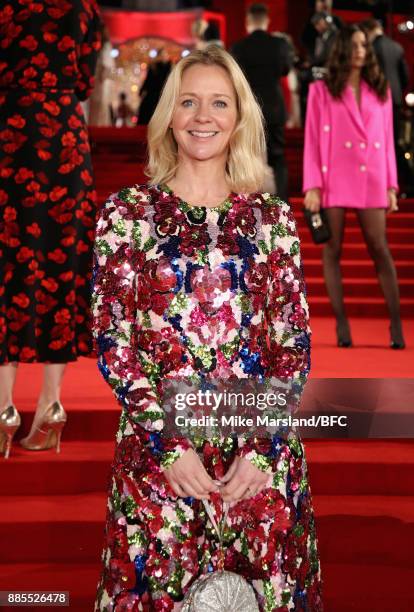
top-left (301, 242), bottom-right (414, 260)
top-left (296, 212), bottom-right (414, 230)
top-left (1, 559), bottom-right (413, 612)
top-left (290, 196), bottom-right (414, 213)
top-left (3, 440), bottom-right (413, 497)
top-left (307, 295), bottom-right (414, 317)
top-left (0, 562), bottom-right (100, 612)
top-left (1, 490), bottom-right (413, 565)
top-left (306, 276), bottom-right (414, 299)
top-left (303, 258), bottom-right (414, 279)
top-left (313, 494), bottom-right (414, 565)
top-left (299, 226), bottom-right (414, 244)
top-left (321, 562), bottom-right (414, 611)
top-left (305, 440), bottom-right (414, 496)
top-left (0, 493), bottom-right (107, 563)
top-left (0, 441), bottom-right (115, 495)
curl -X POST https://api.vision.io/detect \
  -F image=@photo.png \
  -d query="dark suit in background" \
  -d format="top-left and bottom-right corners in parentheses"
top-left (372, 34), bottom-right (409, 108)
top-left (372, 33), bottom-right (411, 191)
top-left (232, 30), bottom-right (293, 200)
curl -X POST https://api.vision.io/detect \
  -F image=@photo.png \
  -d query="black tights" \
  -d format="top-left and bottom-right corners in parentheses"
top-left (322, 207), bottom-right (403, 342)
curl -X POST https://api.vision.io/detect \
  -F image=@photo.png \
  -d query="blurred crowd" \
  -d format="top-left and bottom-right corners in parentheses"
top-left (88, 0), bottom-right (412, 194)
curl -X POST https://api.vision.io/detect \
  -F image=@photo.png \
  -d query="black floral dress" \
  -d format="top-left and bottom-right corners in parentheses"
top-left (0, 0), bottom-right (101, 363)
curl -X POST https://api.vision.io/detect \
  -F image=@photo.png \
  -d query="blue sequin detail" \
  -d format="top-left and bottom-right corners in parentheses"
top-left (171, 257), bottom-right (184, 293)
top-left (220, 260), bottom-right (238, 290)
top-left (133, 554), bottom-right (148, 595)
top-left (159, 236), bottom-right (181, 259)
top-left (239, 347), bottom-right (264, 377)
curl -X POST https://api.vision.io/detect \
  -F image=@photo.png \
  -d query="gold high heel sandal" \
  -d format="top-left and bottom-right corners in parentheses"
top-left (0, 405), bottom-right (21, 459)
top-left (20, 401), bottom-right (67, 453)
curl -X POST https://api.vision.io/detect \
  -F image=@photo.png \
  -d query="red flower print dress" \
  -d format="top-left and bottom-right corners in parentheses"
top-left (93, 185), bottom-right (323, 611)
top-left (0, 0), bottom-right (101, 363)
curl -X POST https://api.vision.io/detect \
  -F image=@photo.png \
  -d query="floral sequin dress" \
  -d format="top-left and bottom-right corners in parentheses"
top-left (92, 184), bottom-right (323, 611)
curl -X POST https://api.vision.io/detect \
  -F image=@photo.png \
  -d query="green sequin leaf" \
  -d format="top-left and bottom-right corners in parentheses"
top-left (132, 221), bottom-right (141, 248)
top-left (143, 236), bottom-right (157, 252)
top-left (95, 239), bottom-right (113, 256)
top-left (258, 239), bottom-right (270, 255)
top-left (290, 240), bottom-right (300, 256)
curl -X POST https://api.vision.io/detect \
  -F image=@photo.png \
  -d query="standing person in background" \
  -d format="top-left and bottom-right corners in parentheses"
top-left (310, 12), bottom-right (338, 73)
top-left (302, 0), bottom-right (342, 62)
top-left (137, 49), bottom-right (172, 125)
top-left (361, 19), bottom-right (410, 188)
top-left (303, 25), bottom-right (405, 350)
top-left (115, 91), bottom-right (134, 127)
top-left (88, 23), bottom-right (115, 126)
top-left (202, 20), bottom-right (224, 49)
top-left (0, 0), bottom-right (101, 459)
top-left (231, 2), bottom-right (293, 201)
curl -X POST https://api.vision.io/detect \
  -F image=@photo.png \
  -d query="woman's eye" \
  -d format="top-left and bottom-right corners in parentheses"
top-left (214, 100), bottom-right (227, 108)
top-left (182, 99), bottom-right (194, 107)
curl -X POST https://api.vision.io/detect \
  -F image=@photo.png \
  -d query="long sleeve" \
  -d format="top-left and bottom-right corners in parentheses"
top-left (237, 197), bottom-right (311, 472)
top-left (303, 82), bottom-right (323, 193)
top-left (92, 194), bottom-right (193, 469)
top-left (75, 0), bottom-right (102, 101)
top-left (384, 88), bottom-right (399, 192)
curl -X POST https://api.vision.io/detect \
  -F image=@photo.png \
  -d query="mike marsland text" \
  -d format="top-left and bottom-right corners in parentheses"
top-left (174, 414), bottom-right (348, 428)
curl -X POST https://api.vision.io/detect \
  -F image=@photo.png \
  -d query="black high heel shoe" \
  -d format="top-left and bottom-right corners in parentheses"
top-left (336, 321), bottom-right (353, 348)
top-left (390, 324), bottom-right (406, 350)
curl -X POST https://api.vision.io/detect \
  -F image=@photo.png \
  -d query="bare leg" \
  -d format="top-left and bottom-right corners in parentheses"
top-left (356, 208), bottom-right (405, 346)
top-left (322, 207), bottom-right (352, 345)
top-left (28, 363), bottom-right (67, 431)
top-left (0, 363), bottom-right (19, 411)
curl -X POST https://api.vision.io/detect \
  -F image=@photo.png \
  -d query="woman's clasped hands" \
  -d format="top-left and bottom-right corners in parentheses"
top-left (164, 448), bottom-right (269, 503)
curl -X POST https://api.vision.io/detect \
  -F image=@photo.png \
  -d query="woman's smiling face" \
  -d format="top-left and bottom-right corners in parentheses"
top-left (171, 63), bottom-right (238, 164)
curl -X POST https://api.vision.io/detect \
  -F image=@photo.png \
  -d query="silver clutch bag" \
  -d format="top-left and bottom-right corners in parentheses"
top-left (182, 498), bottom-right (259, 612)
top-left (181, 569), bottom-right (259, 611)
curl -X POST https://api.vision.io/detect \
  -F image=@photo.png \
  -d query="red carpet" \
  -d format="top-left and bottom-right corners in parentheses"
top-left (1, 323), bottom-right (414, 611)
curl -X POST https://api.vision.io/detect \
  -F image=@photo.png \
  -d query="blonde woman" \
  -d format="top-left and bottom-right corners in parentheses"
top-left (93, 46), bottom-right (323, 611)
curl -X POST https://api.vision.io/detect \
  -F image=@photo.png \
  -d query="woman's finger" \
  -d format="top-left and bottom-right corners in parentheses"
top-left (168, 478), bottom-right (186, 498)
top-left (180, 479), bottom-right (210, 500)
top-left (219, 457), bottom-right (239, 484)
top-left (222, 481), bottom-right (249, 502)
top-left (195, 465), bottom-right (219, 492)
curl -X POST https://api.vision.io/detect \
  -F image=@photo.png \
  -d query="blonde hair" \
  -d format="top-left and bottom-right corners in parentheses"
top-left (146, 46), bottom-right (268, 193)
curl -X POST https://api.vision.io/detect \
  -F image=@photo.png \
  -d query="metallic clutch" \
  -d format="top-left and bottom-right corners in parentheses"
top-left (182, 569), bottom-right (259, 611)
top-left (182, 498), bottom-right (259, 611)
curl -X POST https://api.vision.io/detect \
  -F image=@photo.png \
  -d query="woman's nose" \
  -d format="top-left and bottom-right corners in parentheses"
top-left (194, 102), bottom-right (212, 122)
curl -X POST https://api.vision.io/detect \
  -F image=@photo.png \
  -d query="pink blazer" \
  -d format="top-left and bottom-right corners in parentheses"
top-left (303, 79), bottom-right (398, 208)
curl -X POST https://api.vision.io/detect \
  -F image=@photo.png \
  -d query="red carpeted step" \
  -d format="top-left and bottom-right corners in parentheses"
top-left (1, 560), bottom-right (413, 612)
top-left (0, 493), bottom-right (107, 563)
top-left (296, 211), bottom-right (414, 229)
top-left (307, 295), bottom-right (414, 317)
top-left (300, 227), bottom-right (414, 244)
top-left (0, 562), bottom-right (100, 612)
top-left (301, 241), bottom-right (414, 260)
top-left (303, 259), bottom-right (414, 279)
top-left (0, 441), bottom-right (115, 495)
top-left (306, 277), bottom-right (414, 298)
top-left (313, 494), bottom-right (414, 565)
top-left (321, 562), bottom-right (414, 611)
top-left (305, 440), bottom-right (414, 496)
top-left (3, 440), bottom-right (413, 497)
top-left (290, 196), bottom-right (414, 213)
top-left (1, 490), bottom-right (413, 567)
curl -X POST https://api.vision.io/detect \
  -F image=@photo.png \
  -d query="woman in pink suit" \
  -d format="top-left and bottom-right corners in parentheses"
top-left (303, 24), bottom-right (405, 349)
